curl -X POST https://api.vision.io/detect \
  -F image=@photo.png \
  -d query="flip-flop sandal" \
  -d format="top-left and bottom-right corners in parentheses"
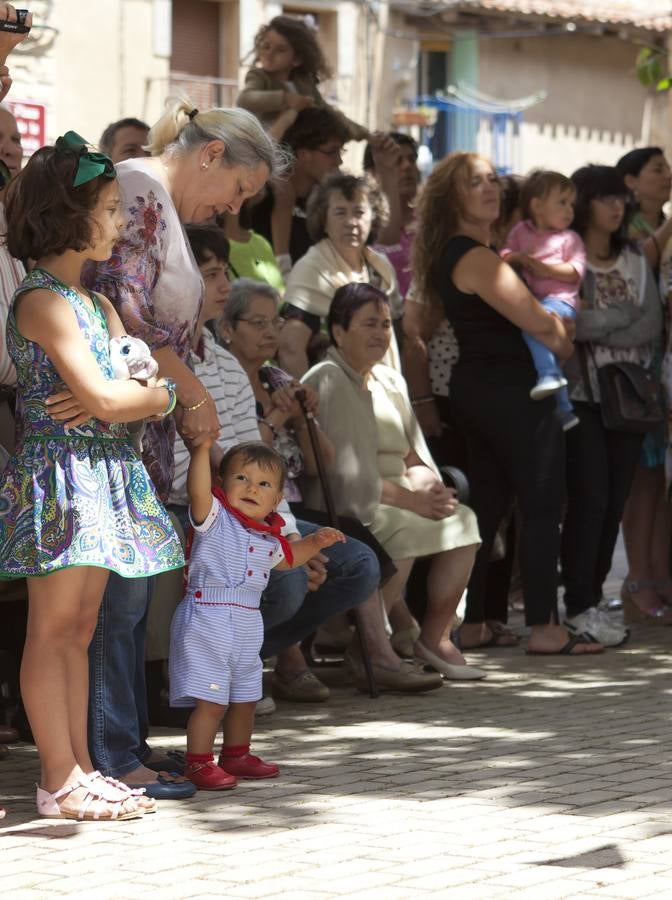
top-left (484, 621), bottom-right (521, 647)
top-left (526, 633), bottom-right (604, 656)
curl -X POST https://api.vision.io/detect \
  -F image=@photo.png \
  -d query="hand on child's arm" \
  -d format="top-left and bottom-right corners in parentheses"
top-left (503, 251), bottom-right (527, 270)
top-left (527, 258), bottom-right (580, 282)
top-left (45, 390), bottom-right (94, 429)
top-left (562, 317), bottom-right (576, 341)
top-left (284, 92), bottom-right (314, 111)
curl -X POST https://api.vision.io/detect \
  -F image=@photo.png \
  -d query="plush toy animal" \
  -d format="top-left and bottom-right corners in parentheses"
top-left (109, 336), bottom-right (158, 454)
top-left (109, 335), bottom-right (159, 381)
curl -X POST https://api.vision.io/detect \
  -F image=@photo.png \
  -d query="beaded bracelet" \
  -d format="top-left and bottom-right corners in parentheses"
top-left (181, 391), bottom-right (209, 413)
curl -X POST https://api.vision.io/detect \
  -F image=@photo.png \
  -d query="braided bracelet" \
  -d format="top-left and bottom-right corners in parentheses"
top-left (162, 379), bottom-right (177, 417)
top-left (181, 392), bottom-right (209, 413)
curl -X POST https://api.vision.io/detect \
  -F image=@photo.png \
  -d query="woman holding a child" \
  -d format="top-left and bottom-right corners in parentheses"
top-left (414, 152), bottom-right (601, 658)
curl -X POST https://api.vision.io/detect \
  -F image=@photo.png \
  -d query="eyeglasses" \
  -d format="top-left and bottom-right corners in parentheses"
top-left (236, 316), bottom-right (285, 331)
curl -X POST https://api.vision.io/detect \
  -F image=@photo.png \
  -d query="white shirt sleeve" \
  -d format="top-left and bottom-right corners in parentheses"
top-left (189, 496), bottom-right (220, 533)
top-left (271, 538), bottom-right (286, 568)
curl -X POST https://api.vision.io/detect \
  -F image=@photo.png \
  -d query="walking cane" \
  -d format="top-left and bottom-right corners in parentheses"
top-left (295, 389), bottom-right (379, 699)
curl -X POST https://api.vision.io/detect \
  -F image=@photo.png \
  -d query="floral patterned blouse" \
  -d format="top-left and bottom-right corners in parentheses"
top-left (85, 158), bottom-right (203, 500)
top-left (259, 364), bottom-right (305, 503)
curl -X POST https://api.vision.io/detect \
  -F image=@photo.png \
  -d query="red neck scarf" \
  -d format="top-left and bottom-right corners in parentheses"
top-left (212, 486), bottom-right (294, 566)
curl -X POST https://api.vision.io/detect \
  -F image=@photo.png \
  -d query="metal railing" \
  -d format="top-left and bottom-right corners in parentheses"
top-left (148, 72), bottom-right (240, 111)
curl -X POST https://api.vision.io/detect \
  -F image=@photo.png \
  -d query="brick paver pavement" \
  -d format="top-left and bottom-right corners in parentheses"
top-left (2, 546), bottom-right (672, 899)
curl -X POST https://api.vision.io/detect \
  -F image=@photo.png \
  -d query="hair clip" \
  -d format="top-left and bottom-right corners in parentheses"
top-left (188, 109), bottom-right (199, 121)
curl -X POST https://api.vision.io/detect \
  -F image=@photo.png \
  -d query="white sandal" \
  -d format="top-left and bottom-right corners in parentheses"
top-left (36, 775), bottom-right (144, 821)
top-left (96, 773), bottom-right (157, 814)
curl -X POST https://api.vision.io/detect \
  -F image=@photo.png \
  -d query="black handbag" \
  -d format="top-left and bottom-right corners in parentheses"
top-left (578, 344), bottom-right (665, 434)
top-left (439, 465), bottom-right (470, 504)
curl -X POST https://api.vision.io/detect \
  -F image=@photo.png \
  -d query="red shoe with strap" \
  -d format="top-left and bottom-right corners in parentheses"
top-left (184, 752), bottom-right (237, 791)
top-left (218, 744), bottom-right (280, 779)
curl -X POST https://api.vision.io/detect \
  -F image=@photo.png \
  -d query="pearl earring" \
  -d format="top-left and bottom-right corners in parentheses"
top-left (201, 162), bottom-right (209, 170)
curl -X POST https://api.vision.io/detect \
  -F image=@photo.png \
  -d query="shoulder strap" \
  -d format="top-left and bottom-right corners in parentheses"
top-left (577, 343), bottom-right (597, 404)
top-left (579, 267), bottom-right (596, 309)
top-left (635, 249), bottom-right (647, 304)
top-left (14, 267), bottom-right (64, 299)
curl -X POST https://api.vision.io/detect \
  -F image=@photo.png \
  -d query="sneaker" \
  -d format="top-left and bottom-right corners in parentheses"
top-left (530, 375), bottom-right (568, 400)
top-left (255, 695), bottom-right (276, 717)
top-left (561, 411), bottom-right (580, 431)
top-left (564, 606), bottom-right (629, 647)
top-left (273, 668), bottom-right (330, 702)
top-left (598, 593), bottom-right (622, 612)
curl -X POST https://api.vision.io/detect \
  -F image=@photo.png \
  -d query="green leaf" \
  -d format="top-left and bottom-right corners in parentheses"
top-left (636, 46), bottom-right (665, 86)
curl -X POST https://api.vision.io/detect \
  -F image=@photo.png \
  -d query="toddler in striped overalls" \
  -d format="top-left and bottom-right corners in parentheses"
top-left (170, 439), bottom-right (345, 791)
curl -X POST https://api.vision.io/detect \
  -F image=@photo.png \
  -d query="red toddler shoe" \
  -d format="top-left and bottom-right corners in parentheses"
top-left (184, 752), bottom-right (237, 791)
top-left (218, 744), bottom-right (280, 779)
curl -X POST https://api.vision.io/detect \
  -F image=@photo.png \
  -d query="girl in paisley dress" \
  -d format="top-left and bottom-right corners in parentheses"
top-left (0, 134), bottom-right (184, 821)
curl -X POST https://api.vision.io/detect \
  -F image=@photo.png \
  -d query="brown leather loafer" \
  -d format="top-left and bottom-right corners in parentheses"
top-left (344, 648), bottom-right (443, 693)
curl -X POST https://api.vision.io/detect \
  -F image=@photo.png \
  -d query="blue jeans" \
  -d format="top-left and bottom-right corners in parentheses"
top-left (88, 573), bottom-right (156, 777)
top-left (523, 296), bottom-right (576, 415)
top-left (261, 520), bottom-right (379, 658)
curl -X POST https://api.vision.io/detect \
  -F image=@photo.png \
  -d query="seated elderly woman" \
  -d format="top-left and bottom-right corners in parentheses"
top-left (218, 277), bottom-right (443, 692)
top-left (220, 276), bottom-right (396, 570)
top-left (279, 172), bottom-right (401, 378)
top-left (302, 282), bottom-right (484, 680)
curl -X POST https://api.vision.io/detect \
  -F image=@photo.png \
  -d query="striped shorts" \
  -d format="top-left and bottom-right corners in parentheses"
top-left (169, 598), bottom-right (263, 707)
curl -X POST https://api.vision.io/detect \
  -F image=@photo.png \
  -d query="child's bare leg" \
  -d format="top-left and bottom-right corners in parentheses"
top-left (186, 699), bottom-right (226, 754)
top-left (218, 701), bottom-right (279, 779)
top-left (23, 568), bottom-right (137, 817)
top-left (222, 702), bottom-right (255, 748)
top-left (24, 569), bottom-right (104, 789)
top-left (67, 568), bottom-right (111, 769)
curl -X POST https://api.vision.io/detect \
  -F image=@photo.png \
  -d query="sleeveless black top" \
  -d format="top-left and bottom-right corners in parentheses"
top-left (437, 235), bottom-right (535, 386)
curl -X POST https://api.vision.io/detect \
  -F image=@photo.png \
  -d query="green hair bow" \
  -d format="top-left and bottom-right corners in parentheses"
top-left (55, 131), bottom-right (116, 188)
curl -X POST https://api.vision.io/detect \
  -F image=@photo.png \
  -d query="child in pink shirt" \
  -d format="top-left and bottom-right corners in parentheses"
top-left (502, 170), bottom-right (586, 430)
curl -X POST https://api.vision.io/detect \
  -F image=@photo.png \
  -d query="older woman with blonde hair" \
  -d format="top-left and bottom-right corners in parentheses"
top-left (77, 96), bottom-right (290, 798)
top-left (279, 171), bottom-right (400, 377)
top-left (414, 151), bottom-right (600, 657)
